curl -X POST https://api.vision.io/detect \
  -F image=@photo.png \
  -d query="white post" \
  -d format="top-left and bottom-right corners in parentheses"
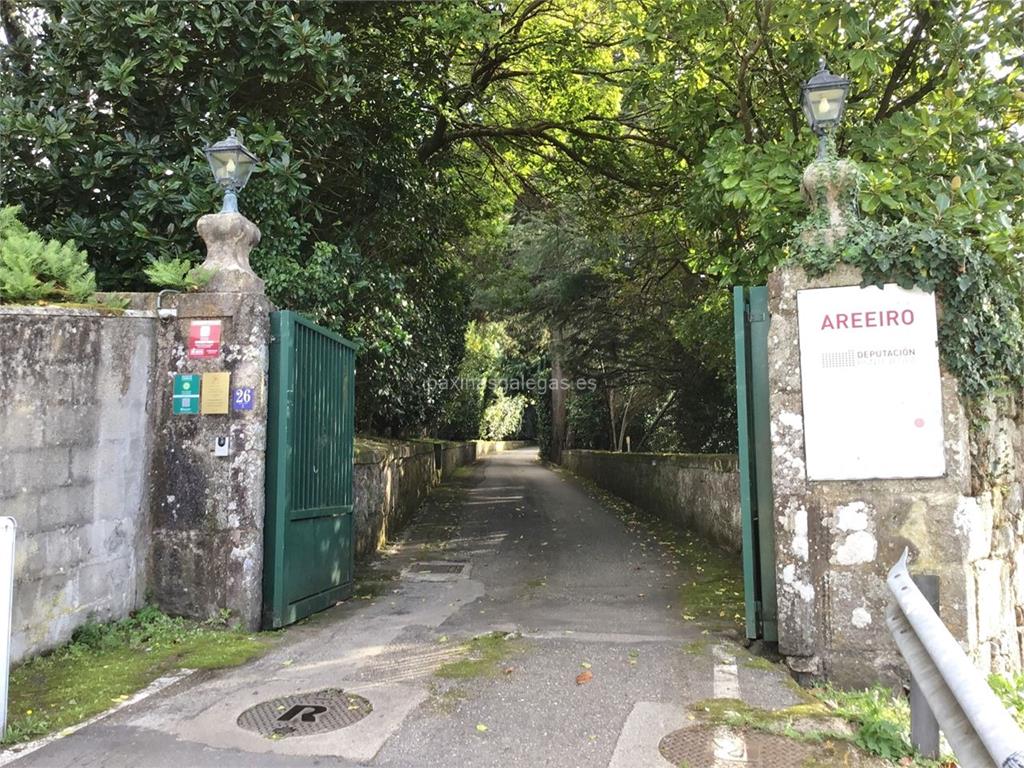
top-left (0, 517), bottom-right (16, 739)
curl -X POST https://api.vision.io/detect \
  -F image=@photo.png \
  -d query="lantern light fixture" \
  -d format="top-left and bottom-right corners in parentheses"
top-left (204, 128), bottom-right (258, 214)
top-left (801, 59), bottom-right (850, 158)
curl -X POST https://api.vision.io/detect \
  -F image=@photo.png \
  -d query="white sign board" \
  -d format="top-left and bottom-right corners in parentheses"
top-left (797, 284), bottom-right (945, 480)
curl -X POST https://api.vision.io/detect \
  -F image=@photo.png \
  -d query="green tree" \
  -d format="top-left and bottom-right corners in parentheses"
top-left (443, 0), bottom-right (1023, 449)
top-left (4, 0), bottom-right (1022, 445)
top-left (0, 0), bottom-right (485, 434)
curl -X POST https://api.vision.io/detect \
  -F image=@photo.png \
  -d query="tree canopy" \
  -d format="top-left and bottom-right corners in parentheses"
top-left (3, 0), bottom-right (1022, 445)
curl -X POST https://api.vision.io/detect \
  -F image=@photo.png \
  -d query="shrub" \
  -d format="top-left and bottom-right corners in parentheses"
top-left (0, 205), bottom-right (97, 304)
top-left (143, 257), bottom-right (213, 291)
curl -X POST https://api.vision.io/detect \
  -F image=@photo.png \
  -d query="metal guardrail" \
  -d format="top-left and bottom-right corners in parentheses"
top-left (886, 549), bottom-right (1024, 768)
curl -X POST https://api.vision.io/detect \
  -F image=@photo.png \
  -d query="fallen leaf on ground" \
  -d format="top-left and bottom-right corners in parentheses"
top-left (576, 669), bottom-right (593, 685)
top-left (503, 667), bottom-right (514, 676)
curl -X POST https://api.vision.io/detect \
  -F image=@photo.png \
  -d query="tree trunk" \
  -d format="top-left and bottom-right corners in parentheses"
top-left (616, 389), bottom-right (633, 452)
top-left (607, 386), bottom-right (618, 452)
top-left (549, 324), bottom-right (567, 463)
top-left (636, 391), bottom-right (676, 451)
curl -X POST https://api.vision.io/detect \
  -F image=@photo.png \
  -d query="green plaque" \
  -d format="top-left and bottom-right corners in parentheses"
top-left (173, 374), bottom-right (201, 415)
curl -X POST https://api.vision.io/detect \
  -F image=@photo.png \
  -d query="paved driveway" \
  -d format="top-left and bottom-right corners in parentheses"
top-left (6, 448), bottom-right (802, 768)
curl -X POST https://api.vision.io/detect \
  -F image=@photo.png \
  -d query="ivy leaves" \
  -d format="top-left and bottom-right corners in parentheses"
top-left (793, 216), bottom-right (1024, 401)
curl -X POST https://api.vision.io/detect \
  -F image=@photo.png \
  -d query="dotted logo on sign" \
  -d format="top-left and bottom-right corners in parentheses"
top-left (821, 350), bottom-right (856, 369)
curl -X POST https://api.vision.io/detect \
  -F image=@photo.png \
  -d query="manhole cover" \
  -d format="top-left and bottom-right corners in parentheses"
top-left (408, 561), bottom-right (467, 575)
top-left (659, 725), bottom-right (815, 767)
top-left (237, 688), bottom-right (372, 739)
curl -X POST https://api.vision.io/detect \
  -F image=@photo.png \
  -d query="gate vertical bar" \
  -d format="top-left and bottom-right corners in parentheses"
top-left (734, 286), bottom-right (761, 640)
top-left (264, 310), bottom-right (295, 629)
top-left (748, 286), bottom-right (778, 641)
top-left (344, 343), bottom-right (356, 593)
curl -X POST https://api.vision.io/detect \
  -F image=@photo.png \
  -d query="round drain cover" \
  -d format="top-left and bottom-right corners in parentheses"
top-left (237, 688), bottom-right (372, 739)
top-left (659, 725), bottom-right (815, 767)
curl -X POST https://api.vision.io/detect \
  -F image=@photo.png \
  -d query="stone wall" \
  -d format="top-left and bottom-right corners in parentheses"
top-left (965, 394), bottom-right (1024, 675)
top-left (475, 440), bottom-right (534, 458)
top-left (0, 306), bottom-right (156, 663)
top-left (1, 289), bottom-right (533, 656)
top-left (767, 264), bottom-right (1024, 686)
top-left (560, 449), bottom-right (741, 551)
top-left (353, 439), bottom-right (533, 560)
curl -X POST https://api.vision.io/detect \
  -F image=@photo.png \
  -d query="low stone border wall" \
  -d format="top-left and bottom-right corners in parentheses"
top-left (475, 440), bottom-right (534, 457)
top-left (560, 450), bottom-right (741, 552)
top-left (353, 439), bottom-right (533, 559)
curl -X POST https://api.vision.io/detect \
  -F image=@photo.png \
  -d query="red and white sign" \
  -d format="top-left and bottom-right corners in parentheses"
top-left (187, 320), bottom-right (222, 359)
top-left (797, 284), bottom-right (945, 481)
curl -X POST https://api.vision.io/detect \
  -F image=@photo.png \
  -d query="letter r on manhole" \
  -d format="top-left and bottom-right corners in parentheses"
top-left (278, 704), bottom-right (328, 723)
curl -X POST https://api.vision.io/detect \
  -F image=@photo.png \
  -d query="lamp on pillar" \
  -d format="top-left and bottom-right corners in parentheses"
top-left (204, 129), bottom-right (258, 214)
top-left (196, 128), bottom-right (264, 293)
top-left (798, 60), bottom-right (858, 247)
top-left (800, 59), bottom-right (850, 160)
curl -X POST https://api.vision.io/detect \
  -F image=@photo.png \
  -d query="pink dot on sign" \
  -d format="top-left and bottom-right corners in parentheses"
top-left (914, 418), bottom-right (925, 428)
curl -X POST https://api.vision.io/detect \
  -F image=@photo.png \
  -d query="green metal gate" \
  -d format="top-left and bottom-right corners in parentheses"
top-left (733, 286), bottom-right (778, 642)
top-left (263, 310), bottom-right (357, 629)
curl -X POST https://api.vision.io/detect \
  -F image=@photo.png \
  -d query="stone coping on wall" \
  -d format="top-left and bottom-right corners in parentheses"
top-left (0, 304), bottom-right (155, 319)
top-left (354, 437), bottom-right (534, 464)
top-left (562, 449), bottom-right (738, 472)
top-left (355, 437), bottom-right (443, 464)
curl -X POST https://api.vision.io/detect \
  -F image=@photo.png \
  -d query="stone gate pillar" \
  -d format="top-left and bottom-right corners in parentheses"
top-left (766, 263), bottom-right (973, 685)
top-left (145, 212), bottom-right (272, 629)
top-left (762, 148), bottom-right (995, 686)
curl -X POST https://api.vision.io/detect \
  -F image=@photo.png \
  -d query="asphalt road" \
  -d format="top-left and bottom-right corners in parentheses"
top-left (4, 447), bottom-right (801, 768)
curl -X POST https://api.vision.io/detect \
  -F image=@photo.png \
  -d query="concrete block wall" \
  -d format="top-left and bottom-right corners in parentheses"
top-left (0, 307), bottom-right (157, 663)
top-left (560, 449), bottom-right (741, 552)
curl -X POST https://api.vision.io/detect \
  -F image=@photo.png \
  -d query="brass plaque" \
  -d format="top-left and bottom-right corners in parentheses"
top-left (200, 372), bottom-right (231, 415)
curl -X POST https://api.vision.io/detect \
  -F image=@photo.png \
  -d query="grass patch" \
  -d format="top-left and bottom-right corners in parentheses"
top-left (691, 684), bottom-right (955, 766)
top-left (674, 532), bottom-right (745, 626)
top-left (742, 653), bottom-right (778, 671)
top-left (3, 605), bottom-right (272, 745)
top-left (435, 632), bottom-right (525, 680)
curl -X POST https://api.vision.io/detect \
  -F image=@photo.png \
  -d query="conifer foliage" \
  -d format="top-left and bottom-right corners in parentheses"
top-left (0, 205), bottom-right (97, 305)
